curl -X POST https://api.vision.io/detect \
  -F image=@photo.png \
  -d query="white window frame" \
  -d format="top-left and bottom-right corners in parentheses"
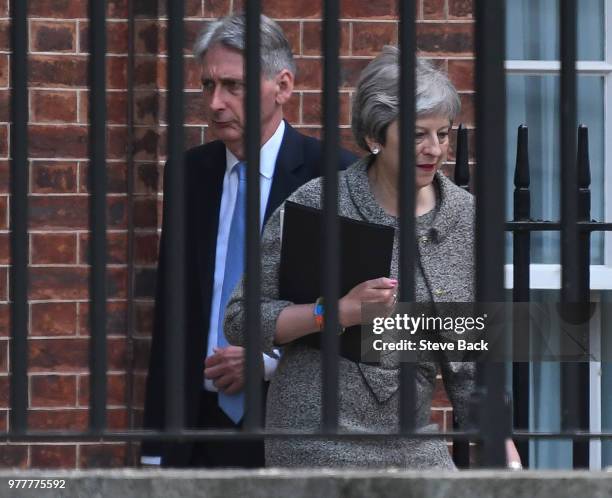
top-left (503, 0), bottom-right (612, 291)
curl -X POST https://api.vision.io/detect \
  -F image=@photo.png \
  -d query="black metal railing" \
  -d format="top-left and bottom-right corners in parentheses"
top-left (9, 0), bottom-right (28, 438)
top-left (164, 0), bottom-right (186, 435)
top-left (398, 0), bottom-right (418, 436)
top-left (243, 1), bottom-right (265, 434)
top-left (321, 0), bottom-right (341, 432)
top-left (474, 0), bottom-right (508, 468)
top-left (5, 0), bottom-right (612, 470)
top-left (89, 0), bottom-right (109, 435)
top-left (511, 124), bottom-right (531, 468)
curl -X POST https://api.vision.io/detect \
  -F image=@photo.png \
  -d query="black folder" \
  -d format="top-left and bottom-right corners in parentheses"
top-left (279, 201), bottom-right (395, 361)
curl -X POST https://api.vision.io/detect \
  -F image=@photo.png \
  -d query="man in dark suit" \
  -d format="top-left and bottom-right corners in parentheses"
top-left (141, 14), bottom-right (355, 468)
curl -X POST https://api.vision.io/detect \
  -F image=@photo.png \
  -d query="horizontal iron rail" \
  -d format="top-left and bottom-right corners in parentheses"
top-left (0, 431), bottom-right (479, 443)
top-left (3, 430), bottom-right (612, 443)
top-left (506, 221), bottom-right (612, 232)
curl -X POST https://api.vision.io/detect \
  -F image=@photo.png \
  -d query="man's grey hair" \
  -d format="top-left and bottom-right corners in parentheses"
top-left (193, 14), bottom-right (296, 78)
top-left (352, 45), bottom-right (461, 152)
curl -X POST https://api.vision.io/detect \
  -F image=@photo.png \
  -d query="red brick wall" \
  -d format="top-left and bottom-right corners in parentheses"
top-left (0, 0), bottom-right (474, 468)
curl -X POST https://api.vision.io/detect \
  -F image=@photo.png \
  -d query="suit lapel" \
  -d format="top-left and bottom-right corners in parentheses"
top-left (264, 123), bottom-right (309, 223)
top-left (192, 141), bottom-right (226, 353)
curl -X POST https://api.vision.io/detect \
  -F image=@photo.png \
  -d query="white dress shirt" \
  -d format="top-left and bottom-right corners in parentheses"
top-left (204, 119), bottom-right (284, 391)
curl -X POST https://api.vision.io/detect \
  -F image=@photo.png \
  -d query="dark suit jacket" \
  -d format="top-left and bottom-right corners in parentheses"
top-left (142, 122), bottom-right (356, 467)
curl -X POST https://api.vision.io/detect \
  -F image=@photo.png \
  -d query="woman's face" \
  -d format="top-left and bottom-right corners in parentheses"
top-left (376, 115), bottom-right (451, 189)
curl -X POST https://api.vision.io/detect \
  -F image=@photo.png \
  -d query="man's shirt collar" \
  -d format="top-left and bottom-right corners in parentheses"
top-left (224, 120), bottom-right (285, 179)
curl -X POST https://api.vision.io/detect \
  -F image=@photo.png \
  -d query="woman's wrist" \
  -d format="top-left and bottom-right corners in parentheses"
top-left (338, 297), bottom-right (356, 329)
top-left (314, 297), bottom-right (351, 330)
top-left (313, 297), bottom-right (325, 331)
top-left (309, 297), bottom-right (360, 331)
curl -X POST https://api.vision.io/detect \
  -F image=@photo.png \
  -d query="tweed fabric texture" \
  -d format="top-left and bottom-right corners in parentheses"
top-left (225, 157), bottom-right (476, 468)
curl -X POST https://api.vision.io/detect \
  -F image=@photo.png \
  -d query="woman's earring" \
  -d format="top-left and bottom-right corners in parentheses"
top-left (371, 145), bottom-right (381, 155)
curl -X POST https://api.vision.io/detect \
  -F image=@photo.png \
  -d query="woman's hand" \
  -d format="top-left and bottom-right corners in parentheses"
top-left (339, 277), bottom-right (397, 328)
top-left (274, 277), bottom-right (397, 345)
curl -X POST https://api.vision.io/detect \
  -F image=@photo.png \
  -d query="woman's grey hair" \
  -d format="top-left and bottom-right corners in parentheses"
top-left (351, 45), bottom-right (461, 152)
top-left (193, 14), bottom-right (296, 78)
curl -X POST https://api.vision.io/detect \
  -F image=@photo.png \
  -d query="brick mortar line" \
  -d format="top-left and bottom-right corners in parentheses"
top-left (1, 442), bottom-right (129, 446)
top-left (4, 442), bottom-right (78, 446)
top-left (26, 192), bottom-right (129, 196)
top-left (5, 373), bottom-right (125, 377)
top-left (4, 370), bottom-right (130, 375)
top-left (25, 230), bottom-right (131, 234)
top-left (17, 160), bottom-right (128, 164)
top-left (25, 18), bottom-right (129, 23)
top-left (30, 51), bottom-right (131, 56)
top-left (75, 19), bottom-right (81, 54)
top-left (2, 298), bottom-right (129, 304)
top-left (20, 121), bottom-right (130, 129)
top-left (27, 264), bottom-right (129, 268)
top-left (21, 88), bottom-right (128, 92)
top-left (26, 406), bottom-right (130, 411)
top-left (25, 122), bottom-right (130, 126)
top-left (298, 21), bottom-right (303, 56)
top-left (0, 52), bottom-right (130, 57)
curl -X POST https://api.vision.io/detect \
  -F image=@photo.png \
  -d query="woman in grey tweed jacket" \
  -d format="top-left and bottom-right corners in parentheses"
top-left (226, 47), bottom-right (479, 468)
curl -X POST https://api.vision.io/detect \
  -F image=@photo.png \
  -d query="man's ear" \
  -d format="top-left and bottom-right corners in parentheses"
top-left (275, 69), bottom-right (294, 105)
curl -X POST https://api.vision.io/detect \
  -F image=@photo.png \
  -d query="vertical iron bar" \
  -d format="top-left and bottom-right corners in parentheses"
top-left (124, 0), bottom-right (136, 464)
top-left (164, 0), bottom-right (186, 431)
top-left (398, 0), bottom-right (416, 434)
top-left (244, 3), bottom-right (264, 431)
top-left (559, 0), bottom-right (579, 300)
top-left (512, 124), bottom-right (530, 467)
top-left (574, 124), bottom-right (591, 467)
top-left (321, 0), bottom-right (340, 432)
top-left (474, 0), bottom-right (508, 467)
top-left (454, 124), bottom-right (470, 191)
top-left (453, 123), bottom-right (471, 468)
top-left (576, 124), bottom-right (591, 245)
top-left (577, 125), bottom-right (591, 303)
top-left (9, 0), bottom-right (29, 434)
top-left (559, 0), bottom-right (587, 468)
top-left (88, 0), bottom-right (108, 432)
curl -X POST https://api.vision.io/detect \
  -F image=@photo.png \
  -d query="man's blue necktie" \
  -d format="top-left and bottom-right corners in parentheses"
top-left (217, 161), bottom-right (246, 423)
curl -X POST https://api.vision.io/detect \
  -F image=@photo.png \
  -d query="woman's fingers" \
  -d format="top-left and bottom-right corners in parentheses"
top-left (367, 277), bottom-right (398, 289)
top-left (340, 277), bottom-right (398, 328)
top-left (360, 286), bottom-right (396, 303)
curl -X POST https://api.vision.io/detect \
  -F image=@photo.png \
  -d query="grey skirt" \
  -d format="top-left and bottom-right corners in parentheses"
top-left (264, 345), bottom-right (456, 469)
